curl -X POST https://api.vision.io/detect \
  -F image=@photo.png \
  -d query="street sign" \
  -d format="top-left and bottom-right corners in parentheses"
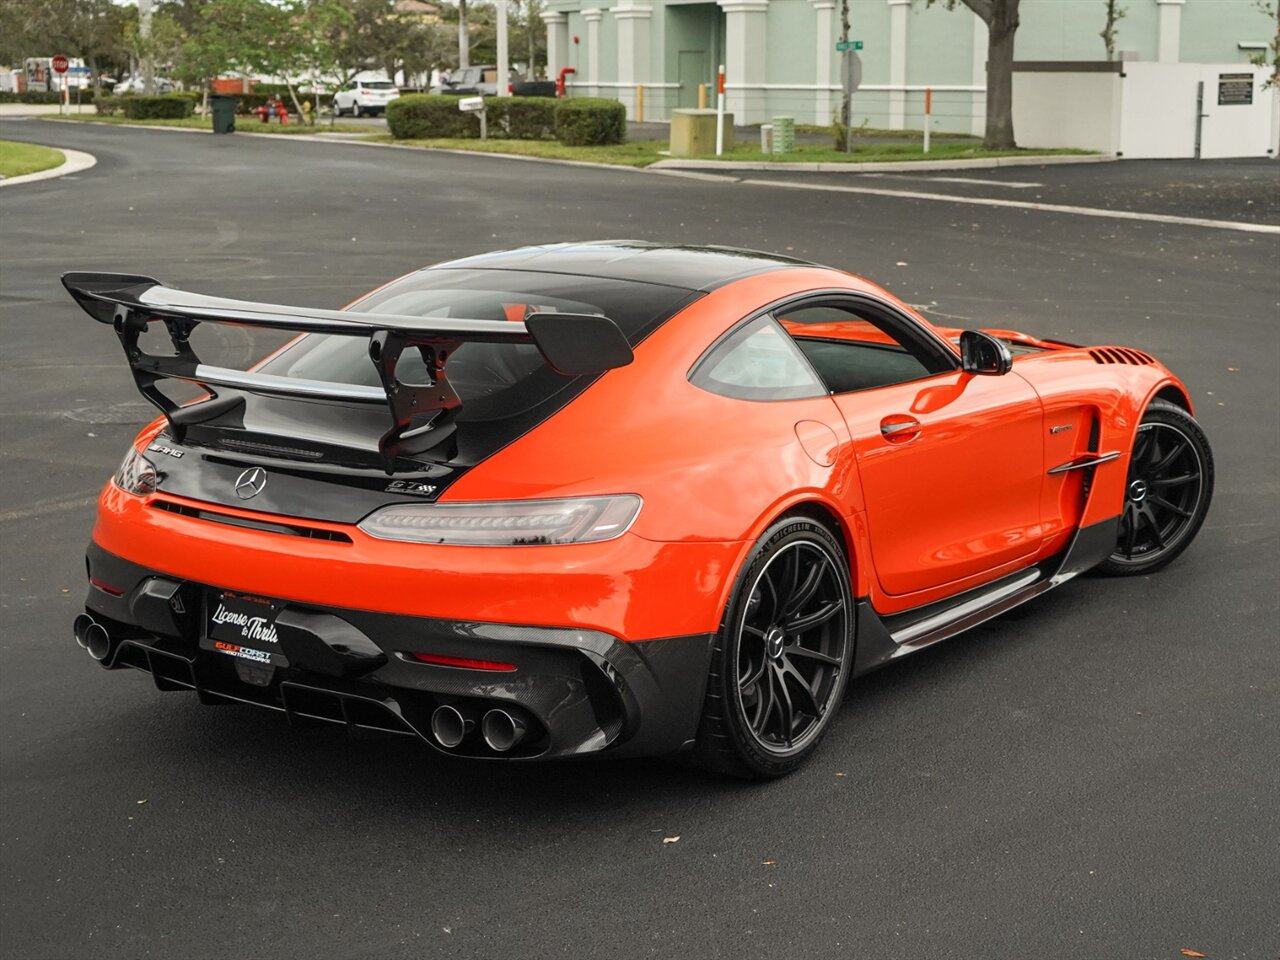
top-left (51, 55), bottom-right (69, 74)
top-left (842, 50), bottom-right (863, 94)
top-left (836, 40), bottom-right (863, 52)
top-left (458, 96), bottom-right (485, 113)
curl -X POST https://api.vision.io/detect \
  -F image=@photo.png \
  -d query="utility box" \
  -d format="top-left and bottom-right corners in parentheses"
top-left (670, 108), bottom-right (734, 156)
top-left (210, 94), bottom-right (236, 134)
top-left (771, 116), bottom-right (795, 154)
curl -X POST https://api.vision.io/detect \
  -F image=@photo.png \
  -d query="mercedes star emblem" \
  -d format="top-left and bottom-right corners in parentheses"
top-left (234, 467), bottom-right (268, 500)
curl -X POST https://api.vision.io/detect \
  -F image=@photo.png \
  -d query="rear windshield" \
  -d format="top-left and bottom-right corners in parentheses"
top-left (362, 81), bottom-right (396, 90)
top-left (261, 269), bottom-right (696, 458)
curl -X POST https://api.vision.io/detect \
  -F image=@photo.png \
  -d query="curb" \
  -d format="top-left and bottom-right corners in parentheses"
top-left (649, 154), bottom-right (1116, 173)
top-left (33, 117), bottom-right (1116, 178)
top-left (0, 147), bottom-right (97, 188)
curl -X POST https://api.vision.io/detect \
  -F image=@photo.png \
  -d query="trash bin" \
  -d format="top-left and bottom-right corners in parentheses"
top-left (210, 94), bottom-right (236, 134)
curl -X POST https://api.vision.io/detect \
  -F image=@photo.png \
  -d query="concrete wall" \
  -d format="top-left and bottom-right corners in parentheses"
top-left (545, 0), bottom-right (1277, 132)
top-left (1013, 68), bottom-right (1123, 153)
top-left (1015, 61), bottom-right (1276, 159)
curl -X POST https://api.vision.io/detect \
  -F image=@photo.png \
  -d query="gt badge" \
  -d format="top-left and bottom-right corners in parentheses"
top-left (386, 480), bottom-right (437, 497)
top-left (234, 467), bottom-right (268, 500)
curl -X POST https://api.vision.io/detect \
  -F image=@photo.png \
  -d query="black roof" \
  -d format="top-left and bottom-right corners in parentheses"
top-left (432, 241), bottom-right (816, 292)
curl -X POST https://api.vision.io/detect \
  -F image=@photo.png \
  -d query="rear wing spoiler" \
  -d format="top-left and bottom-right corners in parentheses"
top-left (62, 272), bottom-right (633, 471)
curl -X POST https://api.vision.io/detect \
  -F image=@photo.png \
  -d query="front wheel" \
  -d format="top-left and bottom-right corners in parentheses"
top-left (1096, 399), bottom-right (1214, 576)
top-left (693, 517), bottom-right (854, 779)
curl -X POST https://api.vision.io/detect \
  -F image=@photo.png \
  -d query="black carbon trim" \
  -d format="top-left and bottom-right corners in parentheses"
top-left (82, 544), bottom-right (715, 760)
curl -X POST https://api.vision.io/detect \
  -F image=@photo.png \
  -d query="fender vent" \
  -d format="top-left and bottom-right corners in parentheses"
top-left (1089, 347), bottom-right (1154, 365)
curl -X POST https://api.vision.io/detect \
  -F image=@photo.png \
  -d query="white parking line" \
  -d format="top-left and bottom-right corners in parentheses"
top-left (860, 174), bottom-right (1044, 189)
top-left (740, 178), bottom-right (1280, 235)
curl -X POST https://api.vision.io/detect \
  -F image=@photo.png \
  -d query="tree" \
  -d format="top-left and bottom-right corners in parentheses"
top-left (0, 0), bottom-right (133, 90)
top-left (927, 0), bottom-right (1021, 150)
top-left (1100, 0), bottom-right (1126, 61)
top-left (1252, 0), bottom-right (1280, 88)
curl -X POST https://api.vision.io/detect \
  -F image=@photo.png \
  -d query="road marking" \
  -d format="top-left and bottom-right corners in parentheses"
top-left (0, 493), bottom-right (99, 523)
top-left (860, 174), bottom-right (1044, 188)
top-left (739, 179), bottom-right (1280, 235)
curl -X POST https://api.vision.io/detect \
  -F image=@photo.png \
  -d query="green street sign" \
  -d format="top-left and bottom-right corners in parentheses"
top-left (836, 40), bottom-right (864, 51)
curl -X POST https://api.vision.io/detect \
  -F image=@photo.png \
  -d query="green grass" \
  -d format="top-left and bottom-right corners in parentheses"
top-left (793, 122), bottom-right (979, 140)
top-left (45, 114), bottom-right (373, 135)
top-left (0, 139), bottom-right (65, 177)
top-left (371, 135), bottom-right (1092, 167)
top-left (370, 136), bottom-right (664, 167)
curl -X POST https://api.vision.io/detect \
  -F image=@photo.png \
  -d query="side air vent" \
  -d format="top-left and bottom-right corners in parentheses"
top-left (1088, 347), bottom-right (1155, 366)
top-left (150, 500), bottom-right (353, 543)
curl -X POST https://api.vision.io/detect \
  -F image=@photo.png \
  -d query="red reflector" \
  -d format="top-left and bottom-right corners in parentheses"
top-left (407, 652), bottom-right (517, 672)
top-left (90, 577), bottom-right (124, 597)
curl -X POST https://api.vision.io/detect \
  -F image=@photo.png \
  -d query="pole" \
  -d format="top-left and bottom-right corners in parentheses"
top-left (715, 63), bottom-right (725, 156)
top-left (636, 84), bottom-right (644, 123)
top-left (923, 86), bottom-right (932, 154)
top-left (497, 0), bottom-right (510, 97)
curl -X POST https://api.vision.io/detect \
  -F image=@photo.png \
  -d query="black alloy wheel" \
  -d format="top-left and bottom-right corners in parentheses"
top-left (694, 517), bottom-right (853, 778)
top-left (1098, 399), bottom-right (1214, 576)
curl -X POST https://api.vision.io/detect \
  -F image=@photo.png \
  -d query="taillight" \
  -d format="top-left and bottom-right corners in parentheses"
top-left (113, 445), bottom-right (158, 496)
top-left (358, 495), bottom-right (642, 546)
top-left (406, 652), bottom-right (517, 671)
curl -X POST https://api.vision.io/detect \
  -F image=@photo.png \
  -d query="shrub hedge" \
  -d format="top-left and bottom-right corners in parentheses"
top-left (387, 94), bottom-right (480, 138)
top-left (121, 94), bottom-right (197, 120)
top-left (0, 90), bottom-right (97, 104)
top-left (387, 94), bottom-right (625, 145)
top-left (554, 98), bottom-right (626, 146)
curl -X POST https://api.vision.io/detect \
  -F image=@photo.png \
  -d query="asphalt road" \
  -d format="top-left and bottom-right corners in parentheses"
top-left (1, 120), bottom-right (1277, 960)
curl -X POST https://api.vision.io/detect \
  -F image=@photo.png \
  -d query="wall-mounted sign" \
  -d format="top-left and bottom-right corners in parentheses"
top-left (1217, 73), bottom-right (1254, 106)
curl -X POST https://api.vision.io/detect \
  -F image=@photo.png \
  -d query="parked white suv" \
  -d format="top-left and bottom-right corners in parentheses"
top-left (332, 80), bottom-right (400, 117)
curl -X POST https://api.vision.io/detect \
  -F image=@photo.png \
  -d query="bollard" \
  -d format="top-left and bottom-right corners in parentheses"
top-left (698, 83), bottom-right (708, 110)
top-left (923, 87), bottom-right (932, 154)
top-left (760, 123), bottom-right (773, 153)
top-left (636, 84), bottom-right (644, 123)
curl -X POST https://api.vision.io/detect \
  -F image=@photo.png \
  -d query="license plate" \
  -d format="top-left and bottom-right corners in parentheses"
top-left (201, 590), bottom-right (289, 667)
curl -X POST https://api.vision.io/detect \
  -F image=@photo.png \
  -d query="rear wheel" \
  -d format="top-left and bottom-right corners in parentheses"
top-left (693, 518), bottom-right (853, 779)
top-left (353, 102), bottom-right (362, 118)
top-left (1097, 399), bottom-right (1213, 576)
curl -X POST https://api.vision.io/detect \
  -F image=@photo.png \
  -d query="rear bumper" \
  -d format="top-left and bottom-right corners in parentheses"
top-left (81, 544), bottom-right (715, 760)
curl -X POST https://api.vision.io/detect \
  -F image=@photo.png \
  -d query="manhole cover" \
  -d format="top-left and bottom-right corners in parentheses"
top-left (65, 402), bottom-right (155, 425)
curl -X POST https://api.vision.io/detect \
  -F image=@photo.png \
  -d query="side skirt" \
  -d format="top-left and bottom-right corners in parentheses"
top-left (851, 515), bottom-right (1120, 676)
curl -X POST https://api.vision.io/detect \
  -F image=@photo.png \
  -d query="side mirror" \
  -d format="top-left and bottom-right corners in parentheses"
top-left (960, 330), bottom-right (1013, 376)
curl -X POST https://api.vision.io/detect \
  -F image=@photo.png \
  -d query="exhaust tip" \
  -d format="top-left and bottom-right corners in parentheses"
top-left (430, 705), bottom-right (474, 749)
top-left (85, 622), bottom-right (112, 662)
top-left (73, 613), bottom-right (96, 648)
top-left (481, 708), bottom-right (528, 753)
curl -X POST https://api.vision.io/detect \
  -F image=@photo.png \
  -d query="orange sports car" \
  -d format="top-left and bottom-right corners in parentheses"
top-left (64, 242), bottom-right (1213, 778)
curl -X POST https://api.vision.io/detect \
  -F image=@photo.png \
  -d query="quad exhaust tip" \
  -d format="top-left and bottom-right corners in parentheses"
top-left (481, 708), bottom-right (528, 753)
top-left (74, 614), bottom-right (112, 661)
top-left (430, 705), bottom-right (476, 749)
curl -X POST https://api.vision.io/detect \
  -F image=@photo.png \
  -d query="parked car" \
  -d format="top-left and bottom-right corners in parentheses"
top-left (62, 242), bottom-right (1213, 778)
top-left (433, 65), bottom-right (521, 97)
top-left (111, 76), bottom-right (175, 94)
top-left (332, 79), bottom-right (399, 117)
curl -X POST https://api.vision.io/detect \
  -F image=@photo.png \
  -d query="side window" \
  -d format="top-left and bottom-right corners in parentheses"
top-left (690, 315), bottom-right (826, 401)
top-left (776, 302), bottom-right (952, 394)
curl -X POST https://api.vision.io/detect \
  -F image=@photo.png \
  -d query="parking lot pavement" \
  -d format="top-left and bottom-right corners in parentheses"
top-left (742, 157), bottom-right (1280, 225)
top-left (1, 120), bottom-right (1277, 960)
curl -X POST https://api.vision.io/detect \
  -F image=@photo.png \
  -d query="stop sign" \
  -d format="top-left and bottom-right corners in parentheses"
top-left (51, 55), bottom-right (69, 74)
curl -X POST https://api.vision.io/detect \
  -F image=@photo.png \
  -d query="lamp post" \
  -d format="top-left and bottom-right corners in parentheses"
top-left (497, 0), bottom-right (510, 96)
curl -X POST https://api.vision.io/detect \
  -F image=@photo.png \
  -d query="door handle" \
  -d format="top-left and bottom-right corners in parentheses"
top-left (880, 417), bottom-right (921, 442)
